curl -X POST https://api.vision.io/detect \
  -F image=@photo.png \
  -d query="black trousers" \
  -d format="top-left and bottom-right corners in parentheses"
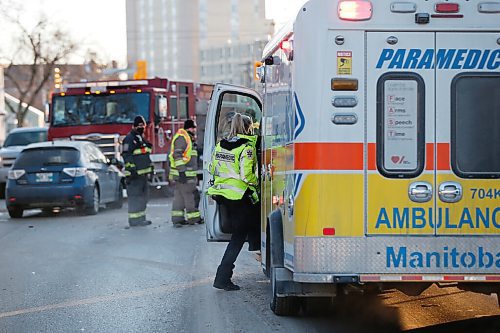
top-left (127, 175), bottom-right (149, 225)
top-left (214, 196), bottom-right (259, 284)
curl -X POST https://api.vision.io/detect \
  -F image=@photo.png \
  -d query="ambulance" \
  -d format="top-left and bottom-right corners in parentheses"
top-left (202, 0), bottom-right (500, 315)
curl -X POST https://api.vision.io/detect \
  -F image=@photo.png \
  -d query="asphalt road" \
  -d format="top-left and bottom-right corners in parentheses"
top-left (0, 197), bottom-right (498, 333)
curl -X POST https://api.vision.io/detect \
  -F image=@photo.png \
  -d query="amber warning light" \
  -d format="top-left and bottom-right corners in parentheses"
top-left (338, 0), bottom-right (373, 21)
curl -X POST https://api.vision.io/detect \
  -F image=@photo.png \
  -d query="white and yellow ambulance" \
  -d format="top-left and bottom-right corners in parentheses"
top-left (202, 0), bottom-right (500, 315)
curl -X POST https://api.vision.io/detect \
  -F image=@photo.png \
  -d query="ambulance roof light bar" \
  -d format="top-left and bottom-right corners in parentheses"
top-left (64, 80), bottom-right (149, 89)
top-left (338, 1), bottom-right (373, 21)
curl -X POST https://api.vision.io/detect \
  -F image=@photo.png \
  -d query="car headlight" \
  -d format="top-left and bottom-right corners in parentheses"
top-left (8, 169), bottom-right (26, 180)
top-left (63, 167), bottom-right (87, 177)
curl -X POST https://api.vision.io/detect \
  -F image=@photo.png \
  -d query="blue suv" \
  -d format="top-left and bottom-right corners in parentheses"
top-left (6, 141), bottom-right (124, 218)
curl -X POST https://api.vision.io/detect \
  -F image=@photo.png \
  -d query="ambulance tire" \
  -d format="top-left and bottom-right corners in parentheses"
top-left (270, 265), bottom-right (300, 316)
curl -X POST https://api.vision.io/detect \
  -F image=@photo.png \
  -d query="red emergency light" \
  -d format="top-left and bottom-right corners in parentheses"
top-left (435, 3), bottom-right (459, 13)
top-left (338, 1), bottom-right (373, 21)
top-left (280, 40), bottom-right (294, 61)
top-left (280, 40), bottom-right (292, 53)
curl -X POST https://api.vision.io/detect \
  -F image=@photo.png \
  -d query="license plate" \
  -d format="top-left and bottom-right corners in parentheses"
top-left (36, 173), bottom-right (53, 183)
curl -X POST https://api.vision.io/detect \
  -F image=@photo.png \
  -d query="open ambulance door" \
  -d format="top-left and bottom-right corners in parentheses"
top-left (202, 83), bottom-right (262, 241)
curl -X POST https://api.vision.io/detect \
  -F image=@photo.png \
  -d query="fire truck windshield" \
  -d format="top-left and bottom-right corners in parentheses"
top-left (51, 92), bottom-right (150, 126)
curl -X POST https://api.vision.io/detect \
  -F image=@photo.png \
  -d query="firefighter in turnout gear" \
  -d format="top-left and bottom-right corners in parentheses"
top-left (169, 119), bottom-right (202, 227)
top-left (122, 116), bottom-right (153, 227)
top-left (208, 113), bottom-right (260, 291)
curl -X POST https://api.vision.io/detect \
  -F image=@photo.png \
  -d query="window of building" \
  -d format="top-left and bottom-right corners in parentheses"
top-left (178, 85), bottom-right (190, 119)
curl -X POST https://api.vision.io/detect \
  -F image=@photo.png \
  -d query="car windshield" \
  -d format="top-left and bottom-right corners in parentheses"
top-left (3, 130), bottom-right (48, 147)
top-left (51, 93), bottom-right (150, 126)
top-left (15, 147), bottom-right (80, 167)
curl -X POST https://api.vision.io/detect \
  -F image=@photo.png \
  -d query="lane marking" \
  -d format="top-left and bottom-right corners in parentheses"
top-left (0, 277), bottom-right (212, 319)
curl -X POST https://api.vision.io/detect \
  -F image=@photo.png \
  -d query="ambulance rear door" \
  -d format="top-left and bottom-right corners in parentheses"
top-left (202, 83), bottom-right (262, 241)
top-left (367, 32), bottom-right (436, 236)
top-left (435, 33), bottom-right (500, 237)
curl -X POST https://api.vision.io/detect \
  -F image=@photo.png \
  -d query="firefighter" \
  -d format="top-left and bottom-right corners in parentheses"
top-left (208, 113), bottom-right (259, 291)
top-left (122, 116), bottom-right (153, 227)
top-left (169, 119), bottom-right (202, 227)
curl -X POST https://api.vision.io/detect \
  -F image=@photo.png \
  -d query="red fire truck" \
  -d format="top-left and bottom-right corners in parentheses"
top-left (48, 78), bottom-right (213, 188)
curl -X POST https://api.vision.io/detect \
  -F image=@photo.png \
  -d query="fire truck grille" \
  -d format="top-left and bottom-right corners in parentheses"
top-left (71, 134), bottom-right (121, 159)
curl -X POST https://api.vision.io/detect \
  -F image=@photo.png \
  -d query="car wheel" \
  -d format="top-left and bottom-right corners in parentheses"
top-left (84, 186), bottom-right (100, 215)
top-left (8, 207), bottom-right (23, 219)
top-left (109, 183), bottom-right (124, 209)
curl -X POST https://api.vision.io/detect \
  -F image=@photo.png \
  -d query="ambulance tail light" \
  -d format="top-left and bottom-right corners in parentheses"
top-left (338, 1), bottom-right (373, 21)
top-left (435, 3), bottom-right (459, 13)
top-left (323, 228), bottom-right (336, 236)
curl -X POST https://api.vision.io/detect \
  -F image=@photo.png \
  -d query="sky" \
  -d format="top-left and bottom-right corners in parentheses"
top-left (0, 0), bottom-right (307, 66)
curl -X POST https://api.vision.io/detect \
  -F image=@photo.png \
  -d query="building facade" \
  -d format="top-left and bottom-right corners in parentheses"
top-left (126, 0), bottom-right (273, 81)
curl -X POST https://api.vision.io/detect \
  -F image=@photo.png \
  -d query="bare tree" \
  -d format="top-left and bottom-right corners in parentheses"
top-left (1, 9), bottom-right (78, 127)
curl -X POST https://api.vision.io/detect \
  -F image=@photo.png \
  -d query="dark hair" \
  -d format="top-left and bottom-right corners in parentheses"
top-left (133, 116), bottom-right (146, 127)
top-left (184, 119), bottom-right (196, 129)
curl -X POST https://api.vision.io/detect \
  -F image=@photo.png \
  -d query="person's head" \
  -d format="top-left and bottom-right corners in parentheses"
top-left (133, 115), bottom-right (146, 135)
top-left (183, 119), bottom-right (197, 135)
top-left (229, 113), bottom-right (253, 138)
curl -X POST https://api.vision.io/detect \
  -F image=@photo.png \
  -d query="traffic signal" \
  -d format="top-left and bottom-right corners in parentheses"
top-left (54, 67), bottom-right (62, 90)
top-left (134, 60), bottom-right (147, 80)
top-left (254, 61), bottom-right (263, 82)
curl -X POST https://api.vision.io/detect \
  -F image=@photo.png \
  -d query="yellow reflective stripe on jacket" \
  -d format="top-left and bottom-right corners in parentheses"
top-left (174, 160), bottom-right (185, 167)
top-left (169, 129), bottom-right (192, 165)
top-left (133, 147), bottom-right (152, 155)
top-left (185, 171), bottom-right (197, 177)
top-left (137, 166), bottom-right (153, 175)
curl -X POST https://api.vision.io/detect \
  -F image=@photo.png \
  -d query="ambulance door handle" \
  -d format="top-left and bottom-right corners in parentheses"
top-left (438, 182), bottom-right (463, 203)
top-left (409, 182), bottom-right (433, 203)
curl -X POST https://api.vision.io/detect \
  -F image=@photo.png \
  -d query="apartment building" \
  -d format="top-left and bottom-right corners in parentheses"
top-left (126, 0), bottom-right (273, 81)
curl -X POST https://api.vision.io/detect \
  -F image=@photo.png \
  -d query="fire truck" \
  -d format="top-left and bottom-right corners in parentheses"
top-left (202, 0), bottom-right (500, 315)
top-left (49, 78), bottom-right (213, 188)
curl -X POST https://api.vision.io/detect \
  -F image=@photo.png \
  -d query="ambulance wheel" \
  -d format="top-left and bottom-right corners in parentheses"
top-left (270, 266), bottom-right (300, 316)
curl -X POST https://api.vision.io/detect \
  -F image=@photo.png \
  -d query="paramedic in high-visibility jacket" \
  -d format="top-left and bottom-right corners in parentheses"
top-left (169, 119), bottom-right (202, 227)
top-left (208, 113), bottom-right (260, 291)
top-left (122, 116), bottom-right (153, 227)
